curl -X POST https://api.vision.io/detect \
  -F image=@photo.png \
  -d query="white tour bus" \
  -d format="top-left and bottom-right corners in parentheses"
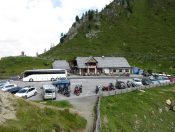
top-left (22, 69), bottom-right (67, 82)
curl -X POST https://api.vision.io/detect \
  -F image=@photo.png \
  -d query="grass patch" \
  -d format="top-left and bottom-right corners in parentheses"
top-left (0, 99), bottom-right (86, 132)
top-left (0, 56), bottom-right (52, 78)
top-left (38, 100), bottom-right (73, 108)
top-left (101, 85), bottom-right (175, 132)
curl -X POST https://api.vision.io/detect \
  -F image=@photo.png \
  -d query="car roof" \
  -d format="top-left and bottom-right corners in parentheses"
top-left (21, 87), bottom-right (35, 90)
top-left (3, 84), bottom-right (15, 86)
top-left (133, 78), bottom-right (141, 80)
top-left (23, 86), bottom-right (34, 88)
top-left (21, 87), bottom-right (30, 90)
top-left (43, 85), bottom-right (55, 89)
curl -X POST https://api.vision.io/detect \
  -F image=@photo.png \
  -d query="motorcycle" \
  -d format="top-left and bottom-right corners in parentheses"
top-left (95, 85), bottom-right (100, 94)
top-left (74, 85), bottom-right (82, 96)
top-left (102, 83), bottom-right (115, 91)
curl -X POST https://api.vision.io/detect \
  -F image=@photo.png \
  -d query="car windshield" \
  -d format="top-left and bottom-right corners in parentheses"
top-left (18, 89), bottom-right (28, 93)
top-left (150, 79), bottom-right (157, 81)
top-left (45, 89), bottom-right (54, 93)
top-left (0, 81), bottom-right (8, 84)
top-left (134, 79), bottom-right (141, 82)
top-left (162, 77), bottom-right (169, 80)
top-left (0, 83), bottom-right (6, 86)
top-left (11, 87), bottom-right (21, 90)
top-left (5, 85), bottom-right (14, 88)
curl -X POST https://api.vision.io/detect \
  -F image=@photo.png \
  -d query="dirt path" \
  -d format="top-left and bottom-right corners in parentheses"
top-left (68, 95), bottom-right (98, 132)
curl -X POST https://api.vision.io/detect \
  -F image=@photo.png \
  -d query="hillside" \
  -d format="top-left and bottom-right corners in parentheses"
top-left (42, 0), bottom-right (175, 74)
top-left (0, 0), bottom-right (175, 77)
top-left (0, 90), bottom-right (86, 131)
top-left (101, 85), bottom-right (175, 131)
top-left (0, 56), bottom-right (52, 78)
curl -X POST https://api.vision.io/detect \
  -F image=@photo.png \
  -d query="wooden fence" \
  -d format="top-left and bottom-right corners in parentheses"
top-left (94, 95), bottom-right (101, 132)
top-left (101, 82), bottom-right (174, 97)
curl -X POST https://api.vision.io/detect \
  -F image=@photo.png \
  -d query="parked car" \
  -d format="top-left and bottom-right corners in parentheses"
top-left (149, 78), bottom-right (160, 85)
top-left (132, 78), bottom-right (143, 86)
top-left (0, 80), bottom-right (9, 83)
top-left (169, 76), bottom-right (175, 83)
top-left (156, 76), bottom-right (170, 84)
top-left (15, 86), bottom-right (37, 99)
top-left (41, 84), bottom-right (56, 100)
top-left (142, 78), bottom-right (153, 85)
top-left (6, 86), bottom-right (22, 94)
top-left (115, 80), bottom-right (126, 89)
top-left (0, 80), bottom-right (10, 87)
top-left (0, 84), bottom-right (17, 91)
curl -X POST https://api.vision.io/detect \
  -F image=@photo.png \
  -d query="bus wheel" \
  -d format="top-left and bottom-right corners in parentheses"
top-left (29, 78), bottom-right (33, 82)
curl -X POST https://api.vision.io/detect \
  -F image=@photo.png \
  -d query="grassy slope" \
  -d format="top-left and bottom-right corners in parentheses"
top-left (0, 56), bottom-right (52, 78)
top-left (37, 100), bottom-right (73, 108)
top-left (0, 0), bottom-right (175, 77)
top-left (42, 0), bottom-right (175, 74)
top-left (0, 99), bottom-right (86, 132)
top-left (100, 85), bottom-right (175, 132)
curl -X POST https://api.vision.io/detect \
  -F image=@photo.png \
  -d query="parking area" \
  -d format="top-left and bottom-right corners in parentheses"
top-left (11, 78), bottom-right (132, 101)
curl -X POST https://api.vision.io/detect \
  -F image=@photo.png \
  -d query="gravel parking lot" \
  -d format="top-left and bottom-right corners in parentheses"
top-left (10, 77), bottom-right (132, 101)
top-left (2, 77), bottom-right (136, 132)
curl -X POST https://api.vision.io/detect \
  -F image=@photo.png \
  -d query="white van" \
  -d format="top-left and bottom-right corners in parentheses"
top-left (41, 85), bottom-right (56, 100)
top-left (0, 84), bottom-right (17, 91)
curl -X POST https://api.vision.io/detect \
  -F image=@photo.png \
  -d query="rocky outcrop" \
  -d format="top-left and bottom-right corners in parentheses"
top-left (0, 90), bottom-right (17, 124)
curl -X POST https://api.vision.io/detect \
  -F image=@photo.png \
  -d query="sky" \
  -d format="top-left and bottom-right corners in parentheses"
top-left (0, 0), bottom-right (111, 58)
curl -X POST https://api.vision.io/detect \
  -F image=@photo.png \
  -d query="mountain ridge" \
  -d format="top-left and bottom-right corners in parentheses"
top-left (0, 0), bottom-right (175, 77)
top-left (41, 0), bottom-right (175, 74)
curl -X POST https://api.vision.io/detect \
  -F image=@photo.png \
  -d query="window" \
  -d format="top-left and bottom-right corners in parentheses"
top-left (28, 89), bottom-right (32, 92)
top-left (24, 70), bottom-right (65, 77)
top-left (45, 89), bottom-right (54, 93)
top-left (113, 69), bottom-right (116, 72)
top-left (31, 88), bottom-right (35, 91)
top-left (6, 85), bottom-right (14, 88)
top-left (119, 69), bottom-right (122, 73)
top-left (125, 69), bottom-right (129, 72)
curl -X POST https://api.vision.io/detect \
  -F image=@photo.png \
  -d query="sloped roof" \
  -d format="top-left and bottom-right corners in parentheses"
top-left (76, 57), bottom-right (131, 68)
top-left (85, 57), bottom-right (97, 63)
top-left (52, 60), bottom-right (70, 70)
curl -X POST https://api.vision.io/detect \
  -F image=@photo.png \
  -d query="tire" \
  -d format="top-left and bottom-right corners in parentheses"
top-left (29, 78), bottom-right (33, 82)
top-left (76, 91), bottom-right (80, 96)
top-left (51, 78), bottom-right (54, 81)
top-left (67, 93), bottom-right (70, 97)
